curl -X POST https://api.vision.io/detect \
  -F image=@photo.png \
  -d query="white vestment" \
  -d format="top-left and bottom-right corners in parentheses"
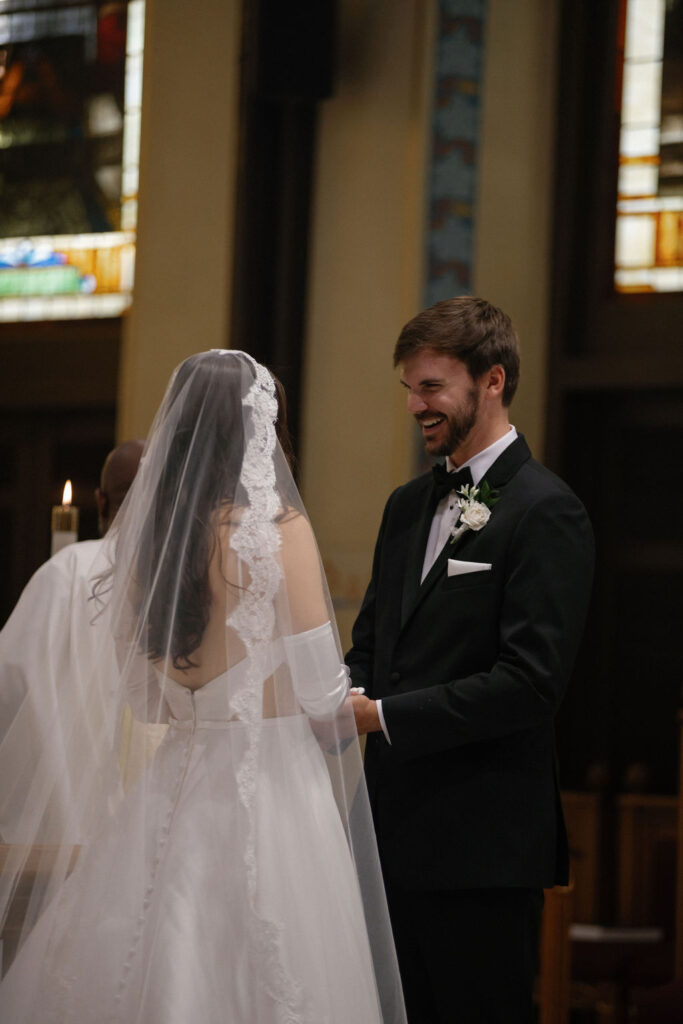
top-left (0, 541), bottom-right (162, 843)
top-left (0, 541), bottom-right (107, 843)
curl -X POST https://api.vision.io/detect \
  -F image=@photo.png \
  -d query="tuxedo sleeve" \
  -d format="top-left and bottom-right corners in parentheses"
top-left (345, 494), bottom-right (394, 698)
top-left (380, 490), bottom-right (594, 760)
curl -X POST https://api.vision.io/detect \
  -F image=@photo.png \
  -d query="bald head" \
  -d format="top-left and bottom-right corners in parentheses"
top-left (96, 439), bottom-right (145, 534)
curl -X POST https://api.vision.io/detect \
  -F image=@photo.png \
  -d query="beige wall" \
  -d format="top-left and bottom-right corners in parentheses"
top-left (118, 0), bottom-right (559, 646)
top-left (474, 0), bottom-right (559, 460)
top-left (117, 0), bottom-right (242, 440)
top-left (301, 0), bottom-right (437, 646)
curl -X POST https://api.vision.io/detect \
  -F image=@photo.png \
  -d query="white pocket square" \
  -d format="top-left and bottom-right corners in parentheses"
top-left (447, 558), bottom-right (492, 577)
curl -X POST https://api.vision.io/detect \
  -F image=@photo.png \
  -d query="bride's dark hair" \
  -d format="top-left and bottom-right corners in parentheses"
top-left (138, 351), bottom-right (293, 670)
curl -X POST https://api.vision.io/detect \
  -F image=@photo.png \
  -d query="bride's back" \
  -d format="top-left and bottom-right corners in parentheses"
top-left (159, 505), bottom-right (329, 711)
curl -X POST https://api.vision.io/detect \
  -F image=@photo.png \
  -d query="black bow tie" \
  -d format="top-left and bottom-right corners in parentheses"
top-left (431, 462), bottom-right (473, 501)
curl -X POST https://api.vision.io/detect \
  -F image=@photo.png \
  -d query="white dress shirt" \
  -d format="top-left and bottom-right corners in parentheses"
top-left (421, 426), bottom-right (518, 581)
top-left (376, 426), bottom-right (518, 743)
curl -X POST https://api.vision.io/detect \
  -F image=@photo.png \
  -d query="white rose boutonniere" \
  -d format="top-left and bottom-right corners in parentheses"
top-left (449, 480), bottom-right (499, 545)
top-left (460, 499), bottom-right (491, 531)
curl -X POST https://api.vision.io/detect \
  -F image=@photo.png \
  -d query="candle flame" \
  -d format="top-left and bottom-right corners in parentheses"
top-left (62, 480), bottom-right (73, 506)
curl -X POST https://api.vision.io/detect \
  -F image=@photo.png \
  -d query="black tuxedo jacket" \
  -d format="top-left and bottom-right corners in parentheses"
top-left (346, 435), bottom-right (594, 891)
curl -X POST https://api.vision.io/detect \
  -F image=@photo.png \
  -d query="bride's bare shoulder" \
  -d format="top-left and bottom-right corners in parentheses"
top-left (277, 509), bottom-right (327, 628)
top-left (214, 505), bottom-right (325, 627)
top-left (277, 508), bottom-right (316, 550)
top-left (213, 506), bottom-right (315, 561)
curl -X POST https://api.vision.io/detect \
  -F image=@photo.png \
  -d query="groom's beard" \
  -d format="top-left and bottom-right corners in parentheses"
top-left (420, 385), bottom-right (481, 458)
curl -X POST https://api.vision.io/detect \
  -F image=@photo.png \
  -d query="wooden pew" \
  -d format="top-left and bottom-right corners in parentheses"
top-left (630, 710), bottom-right (683, 1021)
top-left (676, 709), bottom-right (683, 981)
top-left (617, 793), bottom-right (677, 931)
top-left (541, 786), bottom-right (676, 1022)
top-left (538, 881), bottom-right (574, 1024)
top-left (534, 790), bottom-right (603, 1024)
top-left (562, 790), bottom-right (603, 923)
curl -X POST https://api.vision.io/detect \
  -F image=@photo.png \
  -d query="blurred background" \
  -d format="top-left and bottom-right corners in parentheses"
top-left (0, 0), bottom-right (682, 1017)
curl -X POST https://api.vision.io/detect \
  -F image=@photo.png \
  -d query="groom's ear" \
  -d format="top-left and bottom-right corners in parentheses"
top-left (482, 364), bottom-right (506, 401)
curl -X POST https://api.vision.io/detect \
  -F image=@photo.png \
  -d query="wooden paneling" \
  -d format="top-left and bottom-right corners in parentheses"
top-left (0, 319), bottom-right (119, 625)
top-left (676, 710), bottom-right (683, 980)
top-left (562, 791), bottom-right (603, 923)
top-left (617, 794), bottom-right (677, 930)
top-left (0, 320), bottom-right (119, 409)
top-left (538, 882), bottom-right (574, 1024)
top-left (0, 408), bottom-right (115, 626)
top-left (549, 3), bottom-right (683, 800)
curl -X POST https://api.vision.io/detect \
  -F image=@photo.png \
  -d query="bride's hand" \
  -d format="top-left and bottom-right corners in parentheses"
top-left (308, 696), bottom-right (358, 753)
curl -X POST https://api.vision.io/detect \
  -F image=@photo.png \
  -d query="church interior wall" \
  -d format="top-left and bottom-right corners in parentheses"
top-left (117, 0), bottom-right (243, 440)
top-left (300, 0), bottom-right (436, 645)
top-left (474, 0), bottom-right (559, 464)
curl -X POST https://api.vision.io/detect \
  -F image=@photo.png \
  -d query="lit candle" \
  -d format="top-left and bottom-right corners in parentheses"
top-left (51, 480), bottom-right (79, 556)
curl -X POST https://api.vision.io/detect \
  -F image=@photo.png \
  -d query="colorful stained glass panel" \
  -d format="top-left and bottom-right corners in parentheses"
top-left (0, 0), bottom-right (145, 321)
top-left (615, 0), bottom-right (683, 293)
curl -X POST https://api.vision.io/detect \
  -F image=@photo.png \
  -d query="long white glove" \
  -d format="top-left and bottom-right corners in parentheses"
top-left (282, 621), bottom-right (349, 720)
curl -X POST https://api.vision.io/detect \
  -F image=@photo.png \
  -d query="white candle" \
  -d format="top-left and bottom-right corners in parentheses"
top-left (51, 479), bottom-right (79, 556)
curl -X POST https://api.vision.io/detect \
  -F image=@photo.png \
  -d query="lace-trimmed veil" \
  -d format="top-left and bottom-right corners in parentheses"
top-left (0, 350), bottom-right (406, 1023)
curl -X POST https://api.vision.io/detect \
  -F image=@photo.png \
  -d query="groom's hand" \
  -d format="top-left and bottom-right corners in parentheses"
top-left (350, 694), bottom-right (381, 735)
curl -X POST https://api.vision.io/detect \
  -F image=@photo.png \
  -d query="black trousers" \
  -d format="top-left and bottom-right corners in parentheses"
top-left (384, 880), bottom-right (544, 1024)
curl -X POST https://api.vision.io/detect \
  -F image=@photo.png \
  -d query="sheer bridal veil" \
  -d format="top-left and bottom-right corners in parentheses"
top-left (0, 350), bottom-right (406, 1024)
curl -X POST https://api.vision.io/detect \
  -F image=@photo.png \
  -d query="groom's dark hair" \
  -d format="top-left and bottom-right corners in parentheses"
top-left (393, 296), bottom-right (520, 407)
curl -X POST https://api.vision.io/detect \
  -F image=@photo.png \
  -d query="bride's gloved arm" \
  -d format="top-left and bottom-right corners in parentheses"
top-left (279, 512), bottom-right (348, 720)
top-left (282, 623), bottom-right (349, 720)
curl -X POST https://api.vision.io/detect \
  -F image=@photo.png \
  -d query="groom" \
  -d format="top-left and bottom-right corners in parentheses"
top-left (347, 296), bottom-right (594, 1023)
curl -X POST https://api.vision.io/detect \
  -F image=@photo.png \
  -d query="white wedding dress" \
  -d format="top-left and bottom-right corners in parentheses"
top-left (0, 351), bottom-right (406, 1024)
top-left (0, 655), bottom-right (384, 1024)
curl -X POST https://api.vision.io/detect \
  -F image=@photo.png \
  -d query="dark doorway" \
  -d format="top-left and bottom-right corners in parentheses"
top-left (230, 0), bottom-right (336, 460)
top-left (549, 0), bottom-right (683, 797)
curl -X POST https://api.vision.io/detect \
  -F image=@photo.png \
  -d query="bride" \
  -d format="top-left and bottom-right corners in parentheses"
top-left (0, 350), bottom-right (406, 1023)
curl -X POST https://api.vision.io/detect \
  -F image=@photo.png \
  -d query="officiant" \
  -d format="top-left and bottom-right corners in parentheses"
top-left (347, 296), bottom-right (594, 1023)
top-left (0, 440), bottom-right (144, 843)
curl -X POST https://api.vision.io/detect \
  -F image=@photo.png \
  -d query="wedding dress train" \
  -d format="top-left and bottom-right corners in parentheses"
top-left (0, 657), bottom-right (383, 1024)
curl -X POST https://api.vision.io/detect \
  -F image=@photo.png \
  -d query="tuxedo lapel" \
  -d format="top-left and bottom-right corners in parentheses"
top-left (399, 435), bottom-right (532, 631)
top-left (400, 478), bottom-right (436, 628)
top-left (482, 433), bottom-right (531, 489)
top-left (416, 525), bottom-right (476, 601)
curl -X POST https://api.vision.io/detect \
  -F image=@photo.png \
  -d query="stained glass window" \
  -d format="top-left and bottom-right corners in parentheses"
top-left (0, 0), bottom-right (145, 321)
top-left (615, 0), bottom-right (683, 292)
